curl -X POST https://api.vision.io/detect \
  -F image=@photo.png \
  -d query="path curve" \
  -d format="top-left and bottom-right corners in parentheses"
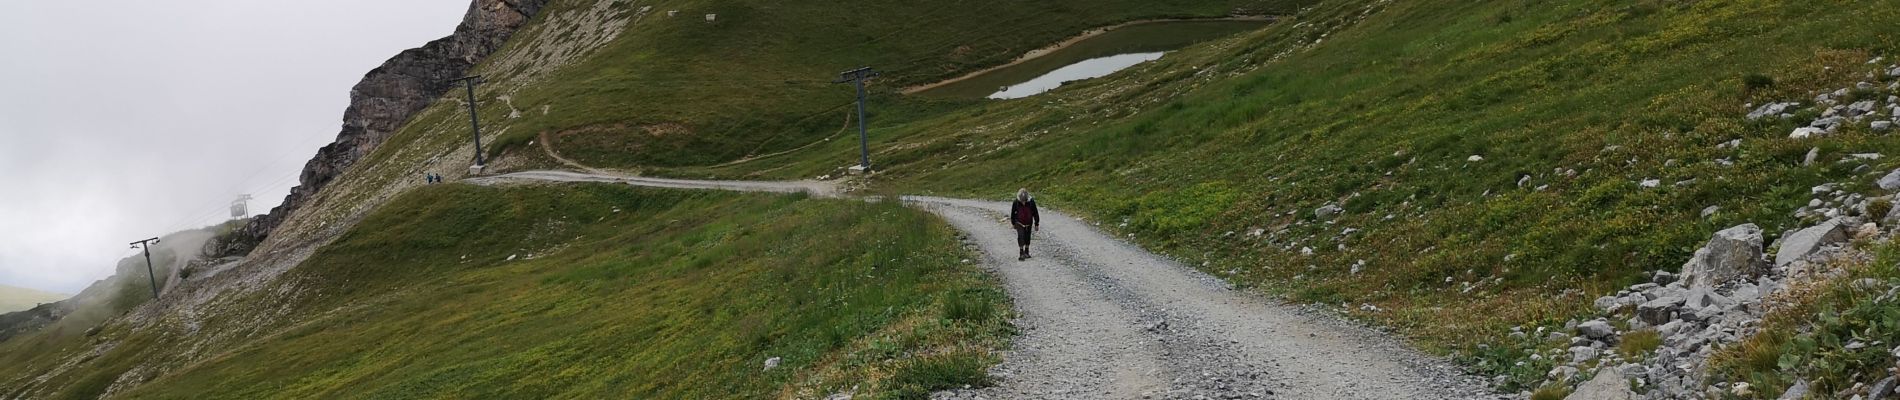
top-left (472, 170), bottom-right (1495, 399)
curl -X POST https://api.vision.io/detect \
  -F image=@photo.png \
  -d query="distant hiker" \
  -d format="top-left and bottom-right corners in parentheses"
top-left (1011, 188), bottom-right (1040, 261)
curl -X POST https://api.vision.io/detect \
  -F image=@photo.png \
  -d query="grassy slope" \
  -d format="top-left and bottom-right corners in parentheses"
top-left (485, 0), bottom-right (1310, 169)
top-left (671, 0), bottom-right (1900, 390)
top-left (0, 184), bottom-right (1008, 399)
top-left (0, 285), bottom-right (67, 313)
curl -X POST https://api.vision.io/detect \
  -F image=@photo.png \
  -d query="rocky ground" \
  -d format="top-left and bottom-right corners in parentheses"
top-left (1506, 58), bottom-right (1900, 399)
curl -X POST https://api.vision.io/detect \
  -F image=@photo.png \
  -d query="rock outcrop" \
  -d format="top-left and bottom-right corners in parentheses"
top-left (206, 0), bottom-right (550, 257)
top-left (1677, 224), bottom-right (1766, 289)
top-left (1774, 218), bottom-right (1848, 267)
top-left (1567, 368), bottom-right (1636, 400)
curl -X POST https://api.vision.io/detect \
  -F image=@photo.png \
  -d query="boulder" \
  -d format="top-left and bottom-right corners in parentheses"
top-left (1679, 224), bottom-right (1766, 288)
top-left (1570, 346), bottom-right (1601, 363)
top-left (1637, 296), bottom-right (1684, 325)
top-left (1880, 169), bottom-right (1900, 191)
top-left (1871, 376), bottom-right (1897, 400)
top-left (1314, 203), bottom-right (1343, 220)
top-left (1747, 102), bottom-right (1797, 120)
top-left (1775, 219), bottom-right (1848, 267)
top-left (1779, 380), bottom-right (1810, 400)
top-left (1653, 271), bottom-right (1678, 285)
top-left (1594, 295), bottom-right (1623, 312)
top-left (1566, 368), bottom-right (1635, 400)
top-left (1578, 319), bottom-right (1616, 339)
top-left (1790, 127), bottom-right (1827, 139)
top-left (1683, 287), bottom-right (1732, 310)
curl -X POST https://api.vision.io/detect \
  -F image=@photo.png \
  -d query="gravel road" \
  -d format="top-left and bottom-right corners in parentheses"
top-left (475, 171), bottom-right (1497, 399)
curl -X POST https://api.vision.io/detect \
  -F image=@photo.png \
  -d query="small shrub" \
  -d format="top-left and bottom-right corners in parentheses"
top-left (1742, 73), bottom-right (1775, 91)
top-left (1618, 329), bottom-right (1662, 359)
top-left (1530, 383), bottom-right (1571, 400)
top-left (1866, 198), bottom-right (1892, 220)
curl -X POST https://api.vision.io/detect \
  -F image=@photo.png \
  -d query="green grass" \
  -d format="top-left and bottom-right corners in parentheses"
top-left (480, 0), bottom-right (1311, 169)
top-left (1618, 329), bottom-right (1662, 360)
top-left (1530, 384), bottom-right (1571, 400)
top-left (0, 184), bottom-right (1009, 399)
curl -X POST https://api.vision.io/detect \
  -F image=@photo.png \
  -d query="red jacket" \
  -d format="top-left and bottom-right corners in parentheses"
top-left (1010, 199), bottom-right (1040, 228)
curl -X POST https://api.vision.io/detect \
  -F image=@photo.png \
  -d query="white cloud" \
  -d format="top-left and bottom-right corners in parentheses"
top-left (0, 0), bottom-right (467, 292)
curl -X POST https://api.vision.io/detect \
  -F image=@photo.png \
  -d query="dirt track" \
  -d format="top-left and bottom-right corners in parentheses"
top-left (472, 171), bottom-right (1496, 399)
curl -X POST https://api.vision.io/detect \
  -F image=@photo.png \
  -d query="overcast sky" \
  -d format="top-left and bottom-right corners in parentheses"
top-left (0, 0), bottom-right (468, 294)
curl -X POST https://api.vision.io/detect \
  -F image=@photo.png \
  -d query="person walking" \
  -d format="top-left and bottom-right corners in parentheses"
top-left (1011, 188), bottom-right (1040, 261)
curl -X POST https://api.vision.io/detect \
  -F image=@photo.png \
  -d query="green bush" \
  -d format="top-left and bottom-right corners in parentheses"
top-left (1743, 73), bottom-right (1775, 91)
top-left (1866, 198), bottom-right (1892, 221)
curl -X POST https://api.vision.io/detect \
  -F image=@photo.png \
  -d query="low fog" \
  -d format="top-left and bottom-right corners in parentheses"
top-left (0, 0), bottom-right (467, 293)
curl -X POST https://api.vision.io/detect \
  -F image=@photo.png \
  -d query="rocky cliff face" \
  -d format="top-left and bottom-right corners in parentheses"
top-left (207, 0), bottom-right (549, 257)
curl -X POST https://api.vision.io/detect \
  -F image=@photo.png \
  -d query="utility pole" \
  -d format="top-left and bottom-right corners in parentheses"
top-left (448, 75), bottom-right (485, 168)
top-left (229, 194), bottom-right (252, 219)
top-left (129, 237), bottom-right (161, 298)
top-left (833, 67), bottom-right (878, 172)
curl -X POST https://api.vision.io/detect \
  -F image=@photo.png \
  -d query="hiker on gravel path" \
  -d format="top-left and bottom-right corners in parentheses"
top-left (1011, 188), bottom-right (1040, 261)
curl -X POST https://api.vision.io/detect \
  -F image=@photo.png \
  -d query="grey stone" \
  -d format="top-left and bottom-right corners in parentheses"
top-left (1657, 320), bottom-right (1685, 338)
top-left (1702, 205), bottom-right (1721, 218)
top-left (1566, 368), bottom-right (1635, 400)
top-left (1776, 219), bottom-right (1848, 267)
top-left (1748, 102), bottom-right (1798, 120)
top-left (1680, 224), bottom-right (1767, 288)
top-left (1779, 380), bottom-right (1810, 400)
top-left (1638, 296), bottom-right (1684, 325)
top-left (1653, 271), bottom-right (1678, 285)
top-left (1805, 147), bottom-right (1821, 166)
top-left (764, 356), bottom-right (782, 371)
top-left (1872, 376), bottom-right (1897, 400)
top-left (1578, 319), bottom-right (1616, 339)
top-left (1570, 346), bottom-right (1601, 363)
top-left (1880, 169), bottom-right (1900, 191)
top-left (1852, 100), bottom-right (1880, 116)
top-left (1314, 203), bottom-right (1343, 220)
top-left (1791, 127), bottom-right (1827, 139)
top-left (1683, 287), bottom-right (1732, 309)
top-left (1877, 120), bottom-right (1896, 132)
top-left (1550, 365), bottom-right (1580, 381)
top-left (1594, 295), bottom-right (1623, 312)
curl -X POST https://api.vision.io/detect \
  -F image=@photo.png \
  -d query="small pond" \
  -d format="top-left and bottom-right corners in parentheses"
top-left (916, 19), bottom-right (1269, 99)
